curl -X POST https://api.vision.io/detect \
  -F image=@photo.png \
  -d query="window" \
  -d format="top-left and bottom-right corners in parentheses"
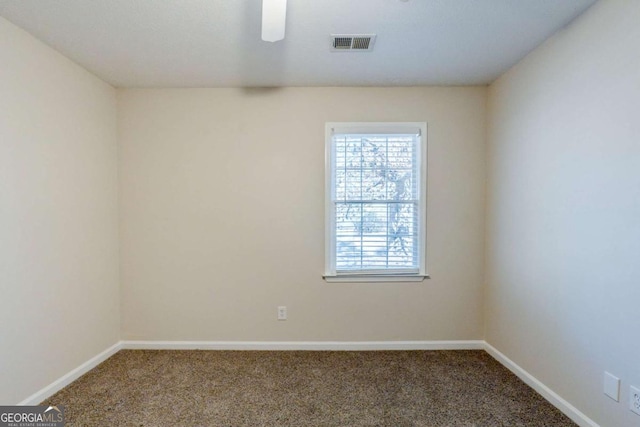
top-left (324, 122), bottom-right (428, 282)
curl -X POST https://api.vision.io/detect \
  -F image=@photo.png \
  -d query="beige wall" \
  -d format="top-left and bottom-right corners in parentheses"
top-left (118, 87), bottom-right (487, 341)
top-left (486, 1), bottom-right (640, 426)
top-left (0, 17), bottom-right (119, 404)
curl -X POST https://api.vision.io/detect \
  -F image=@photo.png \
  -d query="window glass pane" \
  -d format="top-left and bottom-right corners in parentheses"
top-left (361, 203), bottom-right (388, 269)
top-left (336, 203), bottom-right (362, 270)
top-left (386, 170), bottom-right (415, 201)
top-left (361, 138), bottom-right (386, 169)
top-left (334, 169), bottom-right (345, 200)
top-left (335, 202), bottom-right (418, 271)
top-left (334, 137), bottom-right (346, 169)
top-left (361, 169), bottom-right (386, 200)
top-left (345, 170), bottom-right (362, 200)
top-left (388, 203), bottom-right (417, 267)
top-left (387, 138), bottom-right (414, 168)
top-left (345, 138), bottom-right (361, 168)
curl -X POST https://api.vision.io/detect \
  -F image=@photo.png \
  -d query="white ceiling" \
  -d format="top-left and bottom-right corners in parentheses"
top-left (0, 0), bottom-right (596, 88)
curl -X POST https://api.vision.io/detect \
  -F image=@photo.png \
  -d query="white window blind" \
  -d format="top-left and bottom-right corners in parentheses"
top-left (325, 123), bottom-right (427, 281)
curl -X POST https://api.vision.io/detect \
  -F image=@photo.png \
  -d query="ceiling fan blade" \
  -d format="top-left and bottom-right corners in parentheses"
top-left (262, 0), bottom-right (287, 42)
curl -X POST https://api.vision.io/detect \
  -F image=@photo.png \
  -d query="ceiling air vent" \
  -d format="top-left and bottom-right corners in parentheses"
top-left (331, 34), bottom-right (376, 52)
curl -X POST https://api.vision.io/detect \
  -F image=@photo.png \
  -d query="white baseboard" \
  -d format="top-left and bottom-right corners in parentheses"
top-left (121, 340), bottom-right (485, 351)
top-left (18, 341), bottom-right (123, 405)
top-left (483, 342), bottom-right (599, 427)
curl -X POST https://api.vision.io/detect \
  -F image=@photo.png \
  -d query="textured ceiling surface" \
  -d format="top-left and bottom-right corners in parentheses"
top-left (0, 0), bottom-right (596, 87)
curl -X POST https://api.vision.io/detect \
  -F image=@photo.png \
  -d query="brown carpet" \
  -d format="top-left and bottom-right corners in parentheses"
top-left (43, 350), bottom-right (576, 426)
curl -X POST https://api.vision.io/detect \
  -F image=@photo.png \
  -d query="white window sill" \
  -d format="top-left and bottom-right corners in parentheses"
top-left (323, 274), bottom-right (430, 283)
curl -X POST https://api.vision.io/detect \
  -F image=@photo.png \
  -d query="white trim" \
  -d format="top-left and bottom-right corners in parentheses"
top-left (419, 124), bottom-right (428, 276)
top-left (323, 274), bottom-right (429, 283)
top-left (483, 342), bottom-right (599, 427)
top-left (329, 123), bottom-right (422, 136)
top-left (325, 122), bottom-right (335, 276)
top-left (121, 340), bottom-right (484, 351)
top-left (18, 341), bottom-right (123, 405)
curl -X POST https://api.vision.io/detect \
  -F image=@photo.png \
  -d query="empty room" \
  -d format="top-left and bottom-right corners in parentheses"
top-left (1, 0), bottom-right (638, 426)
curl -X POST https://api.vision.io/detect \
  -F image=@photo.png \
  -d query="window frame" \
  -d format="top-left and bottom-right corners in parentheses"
top-left (324, 122), bottom-right (429, 283)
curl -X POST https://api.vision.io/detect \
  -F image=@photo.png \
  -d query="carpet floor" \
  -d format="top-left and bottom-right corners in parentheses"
top-left (43, 350), bottom-right (576, 426)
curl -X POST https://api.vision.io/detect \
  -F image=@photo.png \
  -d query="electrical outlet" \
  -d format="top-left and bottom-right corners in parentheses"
top-left (277, 306), bottom-right (287, 321)
top-left (630, 385), bottom-right (640, 416)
